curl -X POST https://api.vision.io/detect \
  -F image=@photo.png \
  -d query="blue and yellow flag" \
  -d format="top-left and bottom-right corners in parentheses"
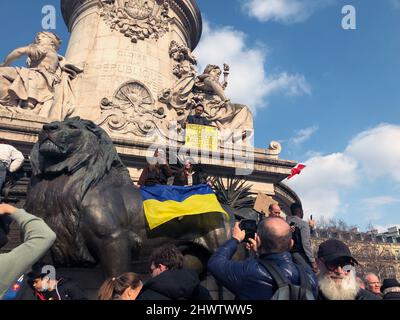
top-left (140, 184), bottom-right (229, 230)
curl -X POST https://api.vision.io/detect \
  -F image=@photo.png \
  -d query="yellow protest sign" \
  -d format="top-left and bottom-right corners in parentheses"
top-left (185, 124), bottom-right (219, 151)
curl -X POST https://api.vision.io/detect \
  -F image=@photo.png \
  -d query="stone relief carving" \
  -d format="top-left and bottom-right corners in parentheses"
top-left (0, 31), bottom-right (82, 119)
top-left (98, 80), bottom-right (167, 137)
top-left (159, 41), bottom-right (197, 125)
top-left (168, 40), bottom-right (197, 78)
top-left (159, 41), bottom-right (254, 144)
top-left (100, 0), bottom-right (171, 43)
top-left (97, 41), bottom-right (254, 145)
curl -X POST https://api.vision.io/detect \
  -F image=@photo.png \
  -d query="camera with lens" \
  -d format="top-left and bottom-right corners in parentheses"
top-left (239, 219), bottom-right (257, 243)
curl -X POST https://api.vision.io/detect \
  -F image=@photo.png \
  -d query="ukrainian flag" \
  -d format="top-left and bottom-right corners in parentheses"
top-left (141, 184), bottom-right (229, 230)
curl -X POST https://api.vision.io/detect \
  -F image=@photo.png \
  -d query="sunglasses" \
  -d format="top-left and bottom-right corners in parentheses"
top-left (323, 259), bottom-right (355, 273)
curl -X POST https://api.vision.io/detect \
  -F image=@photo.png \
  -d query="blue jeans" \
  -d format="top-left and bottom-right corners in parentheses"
top-left (0, 162), bottom-right (7, 202)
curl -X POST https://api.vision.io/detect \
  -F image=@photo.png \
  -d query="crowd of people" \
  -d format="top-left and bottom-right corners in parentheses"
top-left (0, 140), bottom-right (399, 300)
top-left (137, 149), bottom-right (208, 188)
top-left (1, 200), bottom-right (399, 300)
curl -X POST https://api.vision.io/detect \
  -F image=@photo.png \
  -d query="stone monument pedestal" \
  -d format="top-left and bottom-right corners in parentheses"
top-left (0, 1), bottom-right (303, 299)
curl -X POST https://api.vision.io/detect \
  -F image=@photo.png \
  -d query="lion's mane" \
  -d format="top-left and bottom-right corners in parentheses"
top-left (25, 117), bottom-right (133, 266)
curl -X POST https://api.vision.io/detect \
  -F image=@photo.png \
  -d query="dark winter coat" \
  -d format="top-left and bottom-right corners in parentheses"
top-left (185, 115), bottom-right (211, 126)
top-left (318, 288), bottom-right (381, 300)
top-left (173, 167), bottom-right (207, 186)
top-left (34, 278), bottom-right (88, 300)
top-left (137, 269), bottom-right (212, 300)
top-left (383, 289), bottom-right (400, 300)
top-left (138, 164), bottom-right (173, 187)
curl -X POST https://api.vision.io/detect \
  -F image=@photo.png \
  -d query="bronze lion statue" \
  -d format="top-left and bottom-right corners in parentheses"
top-left (25, 117), bottom-right (233, 277)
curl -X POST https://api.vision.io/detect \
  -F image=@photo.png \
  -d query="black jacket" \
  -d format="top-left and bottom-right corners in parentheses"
top-left (137, 269), bottom-right (212, 300)
top-left (138, 164), bottom-right (173, 187)
top-left (383, 290), bottom-right (400, 300)
top-left (173, 167), bottom-right (208, 186)
top-left (318, 288), bottom-right (381, 300)
top-left (186, 115), bottom-right (211, 126)
top-left (34, 278), bottom-right (88, 300)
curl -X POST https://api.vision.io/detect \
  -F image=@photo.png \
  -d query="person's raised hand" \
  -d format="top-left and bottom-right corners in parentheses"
top-left (232, 222), bottom-right (246, 243)
top-left (311, 261), bottom-right (319, 274)
top-left (308, 217), bottom-right (316, 229)
top-left (245, 236), bottom-right (259, 254)
top-left (0, 203), bottom-right (17, 215)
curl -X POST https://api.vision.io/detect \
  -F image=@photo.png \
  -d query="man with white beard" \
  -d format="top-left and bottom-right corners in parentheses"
top-left (317, 239), bottom-right (379, 300)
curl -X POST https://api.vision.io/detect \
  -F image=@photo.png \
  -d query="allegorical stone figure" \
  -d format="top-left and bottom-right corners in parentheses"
top-left (160, 61), bottom-right (254, 144)
top-left (195, 64), bottom-right (229, 103)
top-left (195, 64), bottom-right (253, 143)
top-left (0, 31), bottom-right (82, 119)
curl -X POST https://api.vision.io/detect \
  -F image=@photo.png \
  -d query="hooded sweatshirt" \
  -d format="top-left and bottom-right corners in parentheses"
top-left (137, 269), bottom-right (211, 300)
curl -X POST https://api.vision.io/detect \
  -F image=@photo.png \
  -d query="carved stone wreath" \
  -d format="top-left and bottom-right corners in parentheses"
top-left (100, 0), bottom-right (171, 43)
top-left (97, 80), bottom-right (166, 137)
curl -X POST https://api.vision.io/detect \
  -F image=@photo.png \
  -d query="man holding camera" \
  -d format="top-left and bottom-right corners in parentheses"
top-left (207, 217), bottom-right (318, 300)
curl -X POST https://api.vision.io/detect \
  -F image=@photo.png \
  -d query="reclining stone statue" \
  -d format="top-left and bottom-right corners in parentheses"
top-left (0, 31), bottom-right (82, 119)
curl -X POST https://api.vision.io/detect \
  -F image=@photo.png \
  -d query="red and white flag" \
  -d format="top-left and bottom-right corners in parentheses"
top-left (287, 164), bottom-right (306, 180)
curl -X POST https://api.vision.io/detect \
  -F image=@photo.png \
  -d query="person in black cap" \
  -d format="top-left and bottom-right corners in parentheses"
top-left (381, 278), bottom-right (400, 300)
top-left (27, 264), bottom-right (88, 300)
top-left (316, 239), bottom-right (380, 300)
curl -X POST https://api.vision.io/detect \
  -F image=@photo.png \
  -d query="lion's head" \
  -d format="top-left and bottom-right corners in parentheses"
top-left (30, 117), bottom-right (132, 200)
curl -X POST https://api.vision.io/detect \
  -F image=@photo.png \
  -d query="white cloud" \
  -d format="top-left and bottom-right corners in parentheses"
top-left (390, 0), bottom-right (400, 8)
top-left (289, 125), bottom-right (318, 146)
top-left (194, 21), bottom-right (311, 112)
top-left (360, 196), bottom-right (400, 225)
top-left (304, 150), bottom-right (323, 158)
top-left (345, 124), bottom-right (400, 182)
top-left (286, 123), bottom-right (400, 225)
top-left (241, 0), bottom-right (333, 24)
top-left (264, 72), bottom-right (311, 96)
top-left (365, 211), bottom-right (385, 224)
top-left (360, 196), bottom-right (400, 209)
top-left (286, 153), bottom-right (359, 219)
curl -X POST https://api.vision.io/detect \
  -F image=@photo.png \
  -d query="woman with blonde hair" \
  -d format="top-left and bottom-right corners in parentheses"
top-left (98, 273), bottom-right (143, 300)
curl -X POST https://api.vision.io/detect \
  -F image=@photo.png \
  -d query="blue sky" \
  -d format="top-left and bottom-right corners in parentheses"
top-left (0, 0), bottom-right (399, 231)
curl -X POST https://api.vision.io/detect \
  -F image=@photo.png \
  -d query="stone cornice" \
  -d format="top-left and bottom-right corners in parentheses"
top-left (61, 0), bottom-right (202, 49)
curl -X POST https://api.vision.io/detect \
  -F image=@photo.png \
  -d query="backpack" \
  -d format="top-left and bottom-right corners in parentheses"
top-left (290, 225), bottom-right (303, 253)
top-left (258, 259), bottom-right (315, 300)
